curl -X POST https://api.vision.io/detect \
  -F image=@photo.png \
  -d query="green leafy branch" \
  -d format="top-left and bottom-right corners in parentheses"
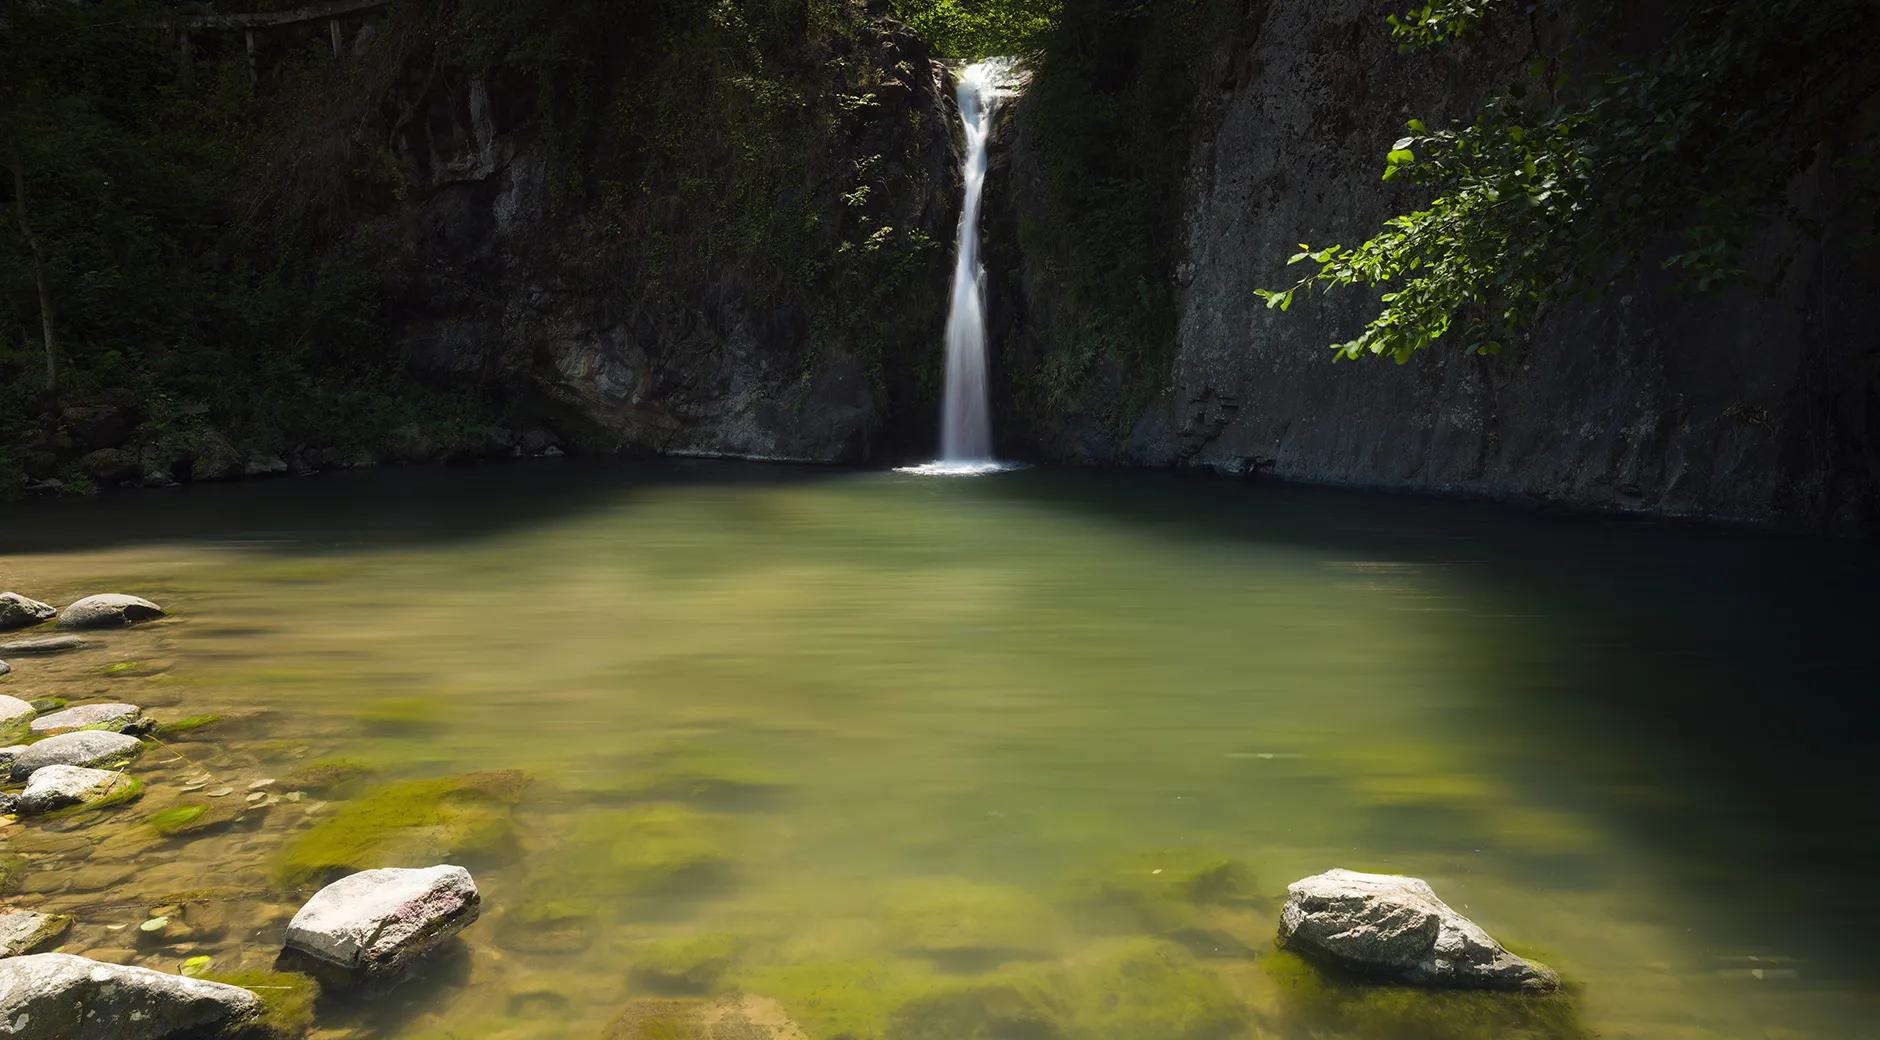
top-left (1258, 0), bottom-right (1876, 363)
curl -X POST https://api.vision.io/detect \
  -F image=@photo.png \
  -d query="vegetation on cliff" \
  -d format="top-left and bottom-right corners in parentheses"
top-left (1258, 0), bottom-right (1880, 362)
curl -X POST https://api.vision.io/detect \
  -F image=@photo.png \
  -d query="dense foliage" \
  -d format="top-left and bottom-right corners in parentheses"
top-left (889, 0), bottom-right (1059, 57)
top-left (1258, 0), bottom-right (1880, 362)
top-left (0, 0), bottom-right (494, 493)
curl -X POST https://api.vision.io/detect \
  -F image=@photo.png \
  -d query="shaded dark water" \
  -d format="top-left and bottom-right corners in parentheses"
top-left (2, 460), bottom-right (1876, 1039)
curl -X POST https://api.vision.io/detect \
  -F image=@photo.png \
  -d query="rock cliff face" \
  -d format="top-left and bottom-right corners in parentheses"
top-left (987, 1), bottom-right (1880, 533)
top-left (380, 14), bottom-right (961, 464)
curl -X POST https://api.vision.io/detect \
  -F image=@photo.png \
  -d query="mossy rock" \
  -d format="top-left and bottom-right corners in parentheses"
top-left (1066, 939), bottom-right (1245, 1040)
top-left (1061, 848), bottom-right (1256, 936)
top-left (884, 979), bottom-right (1068, 1040)
top-left (268, 770), bottom-right (529, 890)
top-left (634, 933), bottom-right (745, 992)
top-left (205, 970), bottom-right (319, 1039)
top-left (0, 853), bottom-right (26, 895)
top-left (353, 697), bottom-right (446, 733)
top-left (603, 995), bottom-right (807, 1040)
top-left (736, 960), bottom-right (945, 1040)
top-left (156, 714), bottom-right (223, 739)
top-left (278, 757), bottom-right (378, 796)
top-left (561, 804), bottom-right (732, 896)
top-left (498, 894), bottom-right (605, 955)
top-left (42, 775), bottom-right (144, 818)
top-left (609, 745), bottom-right (787, 805)
top-left (883, 879), bottom-right (1061, 967)
top-left (1259, 950), bottom-right (1589, 1040)
top-left (28, 697), bottom-right (67, 713)
top-left (148, 800), bottom-right (247, 838)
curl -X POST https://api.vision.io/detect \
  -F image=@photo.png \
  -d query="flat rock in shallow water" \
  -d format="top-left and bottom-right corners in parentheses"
top-left (0, 636), bottom-right (89, 656)
top-left (18, 764), bottom-right (135, 814)
top-left (284, 865), bottom-right (480, 977)
top-left (0, 695), bottom-right (35, 730)
top-left (28, 702), bottom-right (141, 735)
top-left (57, 593), bottom-right (165, 630)
top-left (8, 730), bottom-right (143, 778)
top-left (1278, 869), bottom-right (1559, 992)
top-left (0, 593), bottom-right (57, 631)
top-left (0, 910), bottom-right (71, 956)
top-left (0, 953), bottom-right (261, 1040)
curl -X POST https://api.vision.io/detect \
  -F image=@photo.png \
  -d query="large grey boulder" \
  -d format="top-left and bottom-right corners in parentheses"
top-left (0, 594), bottom-right (57, 631)
top-left (285, 865), bottom-right (481, 978)
top-left (28, 702), bottom-right (141, 736)
top-left (18, 764), bottom-right (137, 815)
top-left (0, 636), bottom-right (89, 656)
top-left (0, 953), bottom-right (261, 1039)
top-left (8, 730), bottom-right (143, 779)
top-left (1278, 869), bottom-right (1559, 992)
top-left (0, 694), bottom-right (35, 730)
top-left (0, 911), bottom-right (71, 957)
top-left (57, 594), bottom-right (165, 630)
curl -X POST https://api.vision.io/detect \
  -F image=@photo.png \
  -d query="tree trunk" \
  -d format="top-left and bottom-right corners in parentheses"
top-left (5, 145), bottom-right (58, 408)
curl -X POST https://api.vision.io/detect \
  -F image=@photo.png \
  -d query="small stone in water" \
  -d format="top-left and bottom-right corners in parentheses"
top-left (181, 954), bottom-right (214, 977)
top-left (245, 792), bottom-right (267, 803)
top-left (248, 778), bottom-right (275, 790)
top-left (139, 917), bottom-right (169, 932)
top-left (205, 787), bottom-right (234, 798)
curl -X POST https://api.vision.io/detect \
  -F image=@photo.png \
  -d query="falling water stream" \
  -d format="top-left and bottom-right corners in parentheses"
top-left (901, 60), bottom-right (1015, 477)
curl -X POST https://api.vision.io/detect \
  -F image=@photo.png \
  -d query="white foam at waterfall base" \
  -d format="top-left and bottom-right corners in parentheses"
top-left (898, 59), bottom-right (1019, 479)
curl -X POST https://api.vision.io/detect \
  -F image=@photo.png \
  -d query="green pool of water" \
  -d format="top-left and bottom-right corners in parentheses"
top-left (2, 460), bottom-right (1876, 1039)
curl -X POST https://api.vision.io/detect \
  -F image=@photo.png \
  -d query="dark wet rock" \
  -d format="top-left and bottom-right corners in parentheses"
top-left (283, 865), bottom-right (481, 978)
top-left (190, 429), bottom-right (245, 482)
top-left (0, 911), bottom-right (69, 957)
top-left (0, 953), bottom-right (262, 1040)
top-left (60, 400), bottom-right (137, 450)
top-left (28, 702), bottom-right (143, 736)
top-left (245, 454), bottom-right (289, 477)
top-left (79, 448), bottom-right (141, 485)
top-left (0, 696), bottom-right (35, 731)
top-left (58, 594), bottom-right (166, 630)
top-left (0, 593), bottom-right (57, 631)
top-left (520, 429), bottom-right (561, 455)
top-left (1278, 869), bottom-right (1559, 992)
top-left (9, 730), bottom-right (144, 778)
top-left (18, 764), bottom-right (139, 815)
top-left (0, 636), bottom-right (90, 656)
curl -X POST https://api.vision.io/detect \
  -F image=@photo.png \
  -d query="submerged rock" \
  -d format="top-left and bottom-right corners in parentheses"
top-left (283, 865), bottom-right (481, 978)
top-left (0, 635), bottom-right (90, 656)
top-left (28, 702), bottom-right (142, 735)
top-left (0, 660), bottom-right (9, 676)
top-left (1278, 869), bottom-right (1558, 991)
top-left (18, 764), bottom-right (140, 815)
top-left (269, 770), bottom-right (527, 889)
top-left (0, 593), bottom-right (57, 631)
top-left (0, 953), bottom-right (261, 1040)
top-left (58, 594), bottom-right (166, 630)
top-left (603, 994), bottom-right (808, 1040)
top-left (0, 695), bottom-right (36, 731)
top-left (8, 730), bottom-right (144, 778)
top-left (0, 910), bottom-right (71, 957)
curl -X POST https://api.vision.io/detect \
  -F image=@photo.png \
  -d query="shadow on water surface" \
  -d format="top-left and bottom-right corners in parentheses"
top-left (969, 467), bottom-right (1880, 984)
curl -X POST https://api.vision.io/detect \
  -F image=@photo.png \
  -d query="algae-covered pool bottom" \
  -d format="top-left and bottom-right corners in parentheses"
top-left (1, 459), bottom-right (1876, 1040)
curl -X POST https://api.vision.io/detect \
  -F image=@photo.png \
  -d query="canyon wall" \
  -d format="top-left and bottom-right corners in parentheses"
top-left (986, 1), bottom-right (1880, 533)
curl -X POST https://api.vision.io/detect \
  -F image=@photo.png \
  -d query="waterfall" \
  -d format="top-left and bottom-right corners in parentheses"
top-left (901, 60), bottom-right (1017, 478)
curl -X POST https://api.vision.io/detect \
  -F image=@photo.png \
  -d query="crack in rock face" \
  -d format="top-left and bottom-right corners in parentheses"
top-left (1278, 869), bottom-right (1559, 992)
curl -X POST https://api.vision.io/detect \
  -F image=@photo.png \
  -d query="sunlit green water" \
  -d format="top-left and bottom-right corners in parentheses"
top-left (2, 460), bottom-right (1877, 1039)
